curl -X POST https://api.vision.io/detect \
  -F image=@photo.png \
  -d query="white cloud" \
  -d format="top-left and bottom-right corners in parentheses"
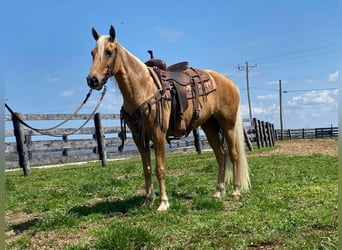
top-left (327, 70), bottom-right (339, 82)
top-left (46, 75), bottom-right (61, 83)
top-left (61, 90), bottom-right (74, 97)
top-left (304, 79), bottom-right (320, 84)
top-left (240, 103), bottom-right (279, 123)
top-left (257, 93), bottom-right (278, 100)
top-left (282, 89), bottom-right (338, 128)
top-left (239, 89), bottom-right (338, 128)
top-left (157, 27), bottom-right (185, 43)
top-left (287, 90), bottom-right (337, 108)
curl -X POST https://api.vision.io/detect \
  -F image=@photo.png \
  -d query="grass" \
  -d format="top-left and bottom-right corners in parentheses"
top-left (5, 150), bottom-right (338, 249)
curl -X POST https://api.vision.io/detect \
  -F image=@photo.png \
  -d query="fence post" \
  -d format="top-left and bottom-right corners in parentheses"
top-left (12, 112), bottom-right (31, 176)
top-left (270, 123), bottom-right (275, 146)
top-left (266, 122), bottom-right (272, 147)
top-left (192, 129), bottom-right (202, 154)
top-left (253, 118), bottom-right (260, 148)
top-left (62, 135), bottom-right (68, 156)
top-left (94, 113), bottom-right (107, 167)
top-left (259, 120), bottom-right (265, 148)
top-left (243, 127), bottom-right (253, 151)
top-left (274, 129), bottom-right (278, 140)
top-left (25, 133), bottom-right (32, 160)
top-left (262, 121), bottom-right (268, 147)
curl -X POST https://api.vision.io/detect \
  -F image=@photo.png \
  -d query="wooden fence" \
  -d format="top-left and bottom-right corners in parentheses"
top-left (5, 112), bottom-right (275, 174)
top-left (274, 127), bottom-right (338, 140)
top-left (244, 118), bottom-right (276, 149)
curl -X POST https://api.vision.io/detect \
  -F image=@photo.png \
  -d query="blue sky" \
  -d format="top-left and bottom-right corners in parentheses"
top-left (2, 1), bottom-right (339, 129)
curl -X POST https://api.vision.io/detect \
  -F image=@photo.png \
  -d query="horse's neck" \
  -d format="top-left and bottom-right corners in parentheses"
top-left (114, 44), bottom-right (156, 113)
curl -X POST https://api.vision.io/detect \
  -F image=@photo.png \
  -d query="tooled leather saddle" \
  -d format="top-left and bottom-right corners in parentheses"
top-left (145, 51), bottom-right (216, 140)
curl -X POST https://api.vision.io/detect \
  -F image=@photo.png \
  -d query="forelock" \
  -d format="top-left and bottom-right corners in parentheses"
top-left (96, 35), bottom-right (110, 60)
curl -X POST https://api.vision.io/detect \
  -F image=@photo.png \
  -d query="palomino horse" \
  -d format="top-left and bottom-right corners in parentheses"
top-left (87, 25), bottom-right (250, 211)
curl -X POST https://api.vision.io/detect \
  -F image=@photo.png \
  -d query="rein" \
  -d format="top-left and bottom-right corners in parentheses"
top-left (5, 86), bottom-right (107, 137)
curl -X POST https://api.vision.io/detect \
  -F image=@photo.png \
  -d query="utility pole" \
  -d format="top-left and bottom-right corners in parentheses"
top-left (238, 61), bottom-right (256, 120)
top-left (279, 79), bottom-right (284, 140)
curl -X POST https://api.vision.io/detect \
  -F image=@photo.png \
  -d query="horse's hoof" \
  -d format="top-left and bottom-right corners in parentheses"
top-left (232, 190), bottom-right (241, 201)
top-left (233, 195), bottom-right (241, 201)
top-left (143, 191), bottom-right (155, 208)
top-left (157, 200), bottom-right (170, 211)
top-left (143, 199), bottom-right (153, 208)
top-left (213, 191), bottom-right (222, 198)
top-left (213, 189), bottom-right (225, 198)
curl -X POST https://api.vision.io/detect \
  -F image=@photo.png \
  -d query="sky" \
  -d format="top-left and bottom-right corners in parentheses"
top-left (2, 1), bottom-right (340, 130)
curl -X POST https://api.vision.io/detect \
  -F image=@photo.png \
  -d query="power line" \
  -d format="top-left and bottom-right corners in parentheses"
top-left (249, 43), bottom-right (336, 71)
top-left (246, 87), bottom-right (338, 93)
top-left (283, 87), bottom-right (338, 93)
top-left (252, 43), bottom-right (336, 65)
top-left (250, 87), bottom-right (278, 92)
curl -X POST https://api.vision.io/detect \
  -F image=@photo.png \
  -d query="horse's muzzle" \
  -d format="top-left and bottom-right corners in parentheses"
top-left (87, 75), bottom-right (103, 90)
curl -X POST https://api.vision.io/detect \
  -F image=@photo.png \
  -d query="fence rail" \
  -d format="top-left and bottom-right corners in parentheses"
top-left (5, 112), bottom-right (276, 174)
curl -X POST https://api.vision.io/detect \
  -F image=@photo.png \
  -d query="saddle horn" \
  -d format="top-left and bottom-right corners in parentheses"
top-left (148, 50), bottom-right (154, 59)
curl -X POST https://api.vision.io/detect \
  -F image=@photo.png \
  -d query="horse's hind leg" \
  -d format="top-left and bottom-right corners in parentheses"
top-left (216, 108), bottom-right (250, 200)
top-left (201, 117), bottom-right (227, 197)
top-left (222, 127), bottom-right (241, 200)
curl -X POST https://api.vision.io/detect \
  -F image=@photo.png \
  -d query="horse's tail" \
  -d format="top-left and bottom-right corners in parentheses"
top-left (225, 106), bottom-right (251, 192)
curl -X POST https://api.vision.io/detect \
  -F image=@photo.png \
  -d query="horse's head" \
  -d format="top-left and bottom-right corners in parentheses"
top-left (87, 25), bottom-right (118, 90)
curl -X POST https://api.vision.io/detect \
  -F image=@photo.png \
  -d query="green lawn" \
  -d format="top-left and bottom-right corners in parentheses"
top-left (5, 151), bottom-right (338, 249)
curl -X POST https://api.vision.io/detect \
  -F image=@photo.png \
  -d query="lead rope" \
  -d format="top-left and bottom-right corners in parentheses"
top-left (34, 89), bottom-right (92, 131)
top-left (5, 86), bottom-right (106, 137)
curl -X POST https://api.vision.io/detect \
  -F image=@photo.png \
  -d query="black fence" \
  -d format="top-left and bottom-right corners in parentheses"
top-left (275, 127), bottom-right (338, 140)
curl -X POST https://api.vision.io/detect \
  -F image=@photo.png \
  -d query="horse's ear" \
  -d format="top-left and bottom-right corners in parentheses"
top-left (109, 25), bottom-right (116, 41)
top-left (92, 27), bottom-right (100, 41)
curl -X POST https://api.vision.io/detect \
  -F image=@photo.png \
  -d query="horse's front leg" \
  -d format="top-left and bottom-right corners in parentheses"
top-left (134, 137), bottom-right (155, 208)
top-left (153, 135), bottom-right (169, 211)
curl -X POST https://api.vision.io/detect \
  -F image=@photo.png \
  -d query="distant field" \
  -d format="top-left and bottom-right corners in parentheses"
top-left (5, 139), bottom-right (338, 249)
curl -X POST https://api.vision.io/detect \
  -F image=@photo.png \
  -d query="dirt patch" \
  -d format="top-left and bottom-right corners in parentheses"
top-left (250, 138), bottom-right (338, 157)
top-left (5, 211), bottom-right (37, 227)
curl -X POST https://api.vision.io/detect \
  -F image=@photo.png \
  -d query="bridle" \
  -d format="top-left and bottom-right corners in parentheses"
top-left (101, 43), bottom-right (119, 86)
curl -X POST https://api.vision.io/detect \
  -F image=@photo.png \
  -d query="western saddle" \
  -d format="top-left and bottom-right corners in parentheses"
top-left (145, 51), bottom-right (216, 140)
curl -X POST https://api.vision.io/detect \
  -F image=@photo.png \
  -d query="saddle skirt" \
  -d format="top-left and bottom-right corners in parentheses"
top-left (152, 66), bottom-right (217, 139)
top-left (155, 66), bottom-right (216, 98)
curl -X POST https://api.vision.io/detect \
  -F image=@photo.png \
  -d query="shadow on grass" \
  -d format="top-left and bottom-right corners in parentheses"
top-left (69, 196), bottom-right (145, 217)
top-left (9, 218), bottom-right (41, 234)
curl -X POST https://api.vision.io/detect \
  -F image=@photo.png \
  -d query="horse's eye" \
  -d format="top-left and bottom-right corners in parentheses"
top-left (105, 50), bottom-right (112, 57)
